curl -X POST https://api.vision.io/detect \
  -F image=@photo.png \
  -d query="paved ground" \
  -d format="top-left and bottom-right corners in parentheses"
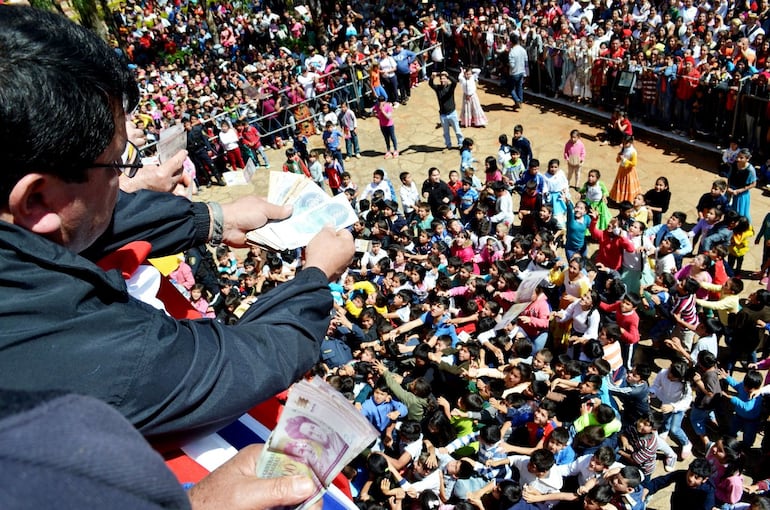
top-left (198, 80), bottom-right (770, 508)
top-left (200, 79), bottom-right (768, 272)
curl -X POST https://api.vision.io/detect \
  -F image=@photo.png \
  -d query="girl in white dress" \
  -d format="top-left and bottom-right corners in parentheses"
top-left (458, 67), bottom-right (488, 128)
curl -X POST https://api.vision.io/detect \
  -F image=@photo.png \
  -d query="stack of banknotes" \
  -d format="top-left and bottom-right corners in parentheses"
top-left (256, 377), bottom-right (378, 509)
top-left (246, 172), bottom-right (358, 251)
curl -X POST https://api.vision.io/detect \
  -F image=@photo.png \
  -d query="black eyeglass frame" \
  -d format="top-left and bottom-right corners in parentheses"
top-left (88, 140), bottom-right (143, 178)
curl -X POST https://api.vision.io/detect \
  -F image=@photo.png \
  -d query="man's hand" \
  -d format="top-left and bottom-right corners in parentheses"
top-left (188, 444), bottom-right (320, 510)
top-left (120, 150), bottom-right (188, 194)
top-left (305, 227), bottom-right (355, 281)
top-left (218, 196), bottom-right (293, 247)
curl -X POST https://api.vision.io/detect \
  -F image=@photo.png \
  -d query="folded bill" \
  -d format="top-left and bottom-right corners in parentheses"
top-left (256, 377), bottom-right (378, 510)
top-left (247, 172), bottom-right (358, 251)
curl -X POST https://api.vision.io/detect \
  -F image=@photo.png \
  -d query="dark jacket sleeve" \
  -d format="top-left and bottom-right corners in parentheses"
top-left (644, 471), bottom-right (677, 493)
top-left (82, 190), bottom-right (211, 260)
top-left (0, 216), bottom-right (333, 449)
top-left (129, 267), bottom-right (333, 446)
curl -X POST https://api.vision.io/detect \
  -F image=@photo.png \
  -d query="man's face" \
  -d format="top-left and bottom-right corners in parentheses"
top-left (51, 111), bottom-right (125, 253)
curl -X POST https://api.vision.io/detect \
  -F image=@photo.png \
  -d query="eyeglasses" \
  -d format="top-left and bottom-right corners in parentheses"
top-left (88, 140), bottom-right (144, 178)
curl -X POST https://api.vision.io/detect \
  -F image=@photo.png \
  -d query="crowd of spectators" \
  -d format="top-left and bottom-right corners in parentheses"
top-left (174, 130), bottom-right (770, 510)
top-left (114, 0), bottom-right (769, 188)
top-left (107, 1), bottom-right (770, 509)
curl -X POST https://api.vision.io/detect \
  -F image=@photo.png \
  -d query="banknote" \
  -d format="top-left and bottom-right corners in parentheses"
top-left (247, 173), bottom-right (357, 251)
top-left (256, 378), bottom-right (378, 510)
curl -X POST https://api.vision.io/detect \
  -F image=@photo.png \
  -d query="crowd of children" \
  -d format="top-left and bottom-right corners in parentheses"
top-left (178, 122), bottom-right (770, 510)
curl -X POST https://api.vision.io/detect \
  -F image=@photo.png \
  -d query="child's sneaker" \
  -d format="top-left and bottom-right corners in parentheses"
top-left (680, 442), bottom-right (693, 460)
top-left (393, 151), bottom-right (399, 158)
top-left (384, 151), bottom-right (392, 159)
top-left (664, 455), bottom-right (676, 472)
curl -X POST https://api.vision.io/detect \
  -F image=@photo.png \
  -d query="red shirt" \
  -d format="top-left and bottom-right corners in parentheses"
top-left (589, 219), bottom-right (636, 270)
top-left (675, 67), bottom-right (701, 101)
top-left (599, 301), bottom-right (640, 345)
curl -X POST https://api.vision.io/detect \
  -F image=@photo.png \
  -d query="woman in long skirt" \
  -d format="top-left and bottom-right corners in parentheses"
top-left (610, 135), bottom-right (641, 204)
top-left (458, 67), bottom-right (488, 128)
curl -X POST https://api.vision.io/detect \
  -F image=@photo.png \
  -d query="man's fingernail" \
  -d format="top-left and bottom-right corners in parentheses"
top-left (291, 476), bottom-right (315, 495)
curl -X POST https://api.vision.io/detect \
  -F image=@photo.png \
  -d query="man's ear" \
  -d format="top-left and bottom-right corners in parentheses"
top-left (6, 173), bottom-right (63, 236)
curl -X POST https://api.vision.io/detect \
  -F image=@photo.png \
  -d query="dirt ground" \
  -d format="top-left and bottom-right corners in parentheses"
top-left (198, 79), bottom-right (770, 508)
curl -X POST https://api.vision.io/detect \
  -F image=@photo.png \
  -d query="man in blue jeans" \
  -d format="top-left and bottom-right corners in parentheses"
top-left (429, 71), bottom-right (464, 150)
top-left (508, 34), bottom-right (528, 110)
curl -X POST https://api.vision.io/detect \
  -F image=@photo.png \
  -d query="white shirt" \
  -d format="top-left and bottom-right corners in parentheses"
top-left (400, 181), bottom-right (420, 214)
top-left (559, 300), bottom-right (600, 339)
top-left (508, 455), bottom-right (563, 509)
top-left (553, 454), bottom-right (623, 486)
top-left (650, 368), bottom-right (692, 411)
top-left (218, 128), bottom-right (240, 151)
top-left (490, 191), bottom-right (514, 224)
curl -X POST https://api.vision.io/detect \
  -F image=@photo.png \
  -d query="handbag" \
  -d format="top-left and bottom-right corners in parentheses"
top-left (431, 45), bottom-right (444, 63)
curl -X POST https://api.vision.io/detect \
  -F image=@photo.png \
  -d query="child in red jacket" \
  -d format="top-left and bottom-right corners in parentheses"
top-left (599, 292), bottom-right (640, 369)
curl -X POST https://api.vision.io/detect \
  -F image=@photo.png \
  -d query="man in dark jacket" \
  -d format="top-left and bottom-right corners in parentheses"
top-left (0, 6), bottom-right (354, 448)
top-left (185, 116), bottom-right (225, 187)
top-left (429, 71), bottom-right (464, 150)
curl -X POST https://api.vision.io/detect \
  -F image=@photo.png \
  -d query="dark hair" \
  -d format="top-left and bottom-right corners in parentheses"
top-left (411, 377), bottom-right (432, 398)
top-left (594, 404), bottom-right (616, 424)
top-left (633, 363), bottom-right (652, 381)
top-left (681, 276), bottom-right (700, 295)
top-left (498, 480), bottom-right (523, 508)
top-left (413, 343), bottom-right (433, 362)
top-left (418, 491), bottom-right (440, 510)
top-left (594, 446), bottom-right (616, 468)
top-left (586, 485), bottom-right (614, 505)
top-left (461, 391), bottom-right (485, 412)
top-left (422, 409), bottom-right (456, 447)
top-left (669, 360), bottom-right (689, 380)
top-left (671, 211), bottom-right (687, 225)
top-left (602, 323), bottom-right (622, 342)
top-left (538, 398), bottom-right (558, 418)
top-left (698, 350), bottom-right (718, 369)
top-left (619, 466), bottom-right (643, 488)
top-left (575, 425), bottom-right (606, 447)
top-left (367, 452), bottom-right (390, 476)
top-left (399, 420), bottom-right (422, 441)
top-left (583, 374), bottom-right (603, 390)
top-left (548, 426), bottom-right (570, 446)
top-left (718, 436), bottom-right (745, 479)
top-left (591, 358), bottom-right (611, 376)
top-left (0, 6), bottom-right (139, 205)
top-left (688, 457), bottom-right (714, 479)
top-left (480, 424), bottom-right (502, 444)
top-left (745, 370), bottom-right (764, 390)
top-left (529, 449), bottom-right (556, 472)
top-left (702, 316), bottom-right (725, 337)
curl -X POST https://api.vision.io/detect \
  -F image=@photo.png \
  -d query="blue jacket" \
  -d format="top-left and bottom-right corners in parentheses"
top-left (725, 376), bottom-right (763, 420)
top-left (360, 397), bottom-right (408, 433)
top-left (393, 49), bottom-right (416, 74)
